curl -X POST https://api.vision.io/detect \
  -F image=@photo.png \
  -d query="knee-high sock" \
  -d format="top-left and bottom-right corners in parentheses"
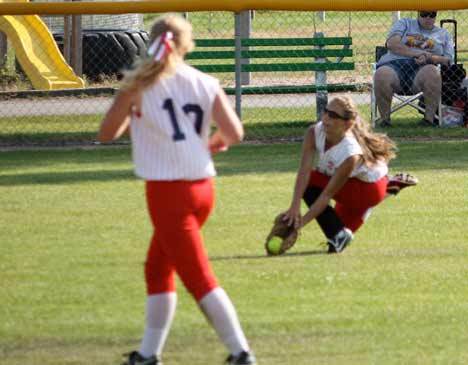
top-left (139, 292), bottom-right (177, 358)
top-left (303, 186), bottom-right (344, 239)
top-left (199, 287), bottom-right (250, 356)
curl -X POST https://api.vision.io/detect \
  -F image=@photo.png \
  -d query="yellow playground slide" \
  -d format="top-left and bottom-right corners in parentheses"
top-left (0, 0), bottom-right (84, 90)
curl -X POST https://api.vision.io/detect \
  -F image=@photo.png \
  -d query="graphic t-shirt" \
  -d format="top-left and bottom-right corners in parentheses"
top-left (377, 18), bottom-right (454, 66)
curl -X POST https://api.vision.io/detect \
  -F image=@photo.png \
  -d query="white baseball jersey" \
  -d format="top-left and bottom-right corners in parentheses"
top-left (130, 63), bottom-right (220, 180)
top-left (314, 122), bottom-right (388, 182)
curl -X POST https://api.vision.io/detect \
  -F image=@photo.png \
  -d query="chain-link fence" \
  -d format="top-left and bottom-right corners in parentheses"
top-left (0, 9), bottom-right (467, 145)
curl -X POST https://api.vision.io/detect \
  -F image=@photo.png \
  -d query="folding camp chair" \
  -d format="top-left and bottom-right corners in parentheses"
top-left (370, 45), bottom-right (442, 127)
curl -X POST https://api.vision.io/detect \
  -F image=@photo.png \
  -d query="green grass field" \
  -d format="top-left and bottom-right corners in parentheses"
top-left (1, 140), bottom-right (468, 365)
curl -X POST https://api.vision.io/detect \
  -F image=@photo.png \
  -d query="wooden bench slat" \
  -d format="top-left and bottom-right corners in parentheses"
top-left (192, 62), bottom-right (355, 73)
top-left (224, 83), bottom-right (368, 95)
top-left (244, 49), bottom-right (353, 58)
top-left (187, 49), bottom-right (353, 60)
top-left (194, 37), bottom-right (352, 48)
top-left (193, 64), bottom-right (235, 73)
top-left (195, 39), bottom-right (235, 47)
top-left (193, 62), bottom-right (355, 73)
top-left (244, 62), bottom-right (355, 72)
top-left (187, 51), bottom-right (236, 59)
top-left (242, 37), bottom-right (352, 47)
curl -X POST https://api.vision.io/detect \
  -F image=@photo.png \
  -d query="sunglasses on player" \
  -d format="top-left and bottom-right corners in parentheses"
top-left (419, 11), bottom-right (437, 18)
top-left (324, 107), bottom-right (348, 120)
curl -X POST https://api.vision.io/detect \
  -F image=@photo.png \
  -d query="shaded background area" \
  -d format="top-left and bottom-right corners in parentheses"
top-left (0, 9), bottom-right (467, 145)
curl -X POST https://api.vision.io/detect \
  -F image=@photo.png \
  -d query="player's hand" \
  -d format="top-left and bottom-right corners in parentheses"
top-left (208, 131), bottom-right (229, 154)
top-left (282, 206), bottom-right (302, 230)
top-left (208, 140), bottom-right (228, 154)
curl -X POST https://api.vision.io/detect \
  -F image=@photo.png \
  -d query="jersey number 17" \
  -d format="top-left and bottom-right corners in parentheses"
top-left (163, 98), bottom-right (204, 141)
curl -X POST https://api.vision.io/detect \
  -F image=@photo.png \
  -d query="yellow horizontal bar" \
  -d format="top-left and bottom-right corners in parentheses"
top-left (0, 0), bottom-right (466, 15)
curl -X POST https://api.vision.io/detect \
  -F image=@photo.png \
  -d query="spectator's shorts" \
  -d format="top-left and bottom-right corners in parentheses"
top-left (378, 59), bottom-right (421, 95)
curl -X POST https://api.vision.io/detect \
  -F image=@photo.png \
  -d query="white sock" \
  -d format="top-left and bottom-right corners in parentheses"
top-left (199, 287), bottom-right (249, 356)
top-left (362, 207), bottom-right (373, 221)
top-left (139, 292), bottom-right (177, 358)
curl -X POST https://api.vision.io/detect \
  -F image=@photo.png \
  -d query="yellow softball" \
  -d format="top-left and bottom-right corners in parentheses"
top-left (267, 237), bottom-right (283, 255)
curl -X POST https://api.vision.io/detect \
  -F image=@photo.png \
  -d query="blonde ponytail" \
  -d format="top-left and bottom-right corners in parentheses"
top-left (121, 14), bottom-right (194, 92)
top-left (351, 117), bottom-right (396, 164)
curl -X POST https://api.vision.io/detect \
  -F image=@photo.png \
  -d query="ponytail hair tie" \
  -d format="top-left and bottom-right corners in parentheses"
top-left (147, 31), bottom-right (173, 62)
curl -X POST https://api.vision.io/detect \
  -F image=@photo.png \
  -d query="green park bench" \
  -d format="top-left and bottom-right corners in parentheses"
top-left (186, 36), bottom-right (364, 118)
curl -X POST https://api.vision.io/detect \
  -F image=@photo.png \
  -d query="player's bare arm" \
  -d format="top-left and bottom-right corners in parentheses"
top-left (98, 89), bottom-right (140, 142)
top-left (301, 154), bottom-right (359, 228)
top-left (283, 126), bottom-right (316, 228)
top-left (210, 89), bottom-right (244, 148)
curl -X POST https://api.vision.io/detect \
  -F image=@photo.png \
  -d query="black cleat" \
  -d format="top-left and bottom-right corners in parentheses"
top-left (225, 350), bottom-right (256, 365)
top-left (327, 228), bottom-right (353, 254)
top-left (121, 351), bottom-right (161, 365)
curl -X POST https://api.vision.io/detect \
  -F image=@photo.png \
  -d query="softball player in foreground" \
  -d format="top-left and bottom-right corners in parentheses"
top-left (98, 14), bottom-right (255, 365)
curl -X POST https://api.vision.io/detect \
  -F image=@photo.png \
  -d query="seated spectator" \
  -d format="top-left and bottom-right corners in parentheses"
top-left (374, 11), bottom-right (454, 127)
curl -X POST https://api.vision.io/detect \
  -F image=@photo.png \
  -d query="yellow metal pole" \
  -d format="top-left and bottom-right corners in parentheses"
top-left (0, 0), bottom-right (466, 15)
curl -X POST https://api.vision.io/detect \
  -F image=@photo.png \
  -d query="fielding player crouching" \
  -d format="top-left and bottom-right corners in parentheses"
top-left (283, 95), bottom-right (418, 254)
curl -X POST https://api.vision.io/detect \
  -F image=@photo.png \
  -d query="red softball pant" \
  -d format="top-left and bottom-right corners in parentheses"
top-left (309, 170), bottom-right (388, 232)
top-left (144, 178), bottom-right (218, 301)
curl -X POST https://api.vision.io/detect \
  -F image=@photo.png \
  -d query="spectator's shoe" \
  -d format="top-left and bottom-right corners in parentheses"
top-left (327, 228), bottom-right (353, 254)
top-left (379, 118), bottom-right (392, 127)
top-left (122, 351), bottom-right (161, 365)
top-left (387, 173), bottom-right (418, 196)
top-left (225, 351), bottom-right (256, 365)
top-left (419, 118), bottom-right (437, 127)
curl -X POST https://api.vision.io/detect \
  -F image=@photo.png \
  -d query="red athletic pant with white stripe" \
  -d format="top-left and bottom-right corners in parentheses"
top-left (308, 170), bottom-right (388, 232)
top-left (144, 178), bottom-right (218, 301)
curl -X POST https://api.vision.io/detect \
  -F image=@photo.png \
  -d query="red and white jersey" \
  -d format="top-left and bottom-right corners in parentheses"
top-left (130, 63), bottom-right (220, 180)
top-left (314, 122), bottom-right (388, 182)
